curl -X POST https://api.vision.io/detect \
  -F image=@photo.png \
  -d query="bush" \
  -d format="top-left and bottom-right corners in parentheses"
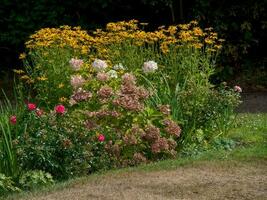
top-left (15, 107), bottom-right (92, 179)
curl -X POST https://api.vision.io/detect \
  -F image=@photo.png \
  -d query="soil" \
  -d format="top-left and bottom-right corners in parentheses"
top-left (22, 160), bottom-right (267, 200)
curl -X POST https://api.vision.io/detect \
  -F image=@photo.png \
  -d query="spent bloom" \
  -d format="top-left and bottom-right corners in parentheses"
top-left (96, 72), bottom-right (109, 82)
top-left (234, 85), bottom-right (242, 93)
top-left (54, 104), bottom-right (66, 114)
top-left (98, 134), bottom-right (105, 142)
top-left (27, 103), bottom-right (37, 111)
top-left (69, 58), bottom-right (83, 71)
top-left (92, 59), bottom-right (108, 72)
top-left (133, 153), bottom-right (147, 164)
top-left (143, 60), bottom-right (158, 73)
top-left (10, 115), bottom-right (17, 125)
top-left (36, 108), bottom-right (44, 117)
top-left (163, 119), bottom-right (181, 138)
top-left (70, 75), bottom-right (85, 88)
top-left (70, 88), bottom-right (92, 104)
top-left (158, 104), bottom-right (171, 115)
top-left (97, 86), bottom-right (113, 98)
top-left (151, 138), bottom-right (169, 154)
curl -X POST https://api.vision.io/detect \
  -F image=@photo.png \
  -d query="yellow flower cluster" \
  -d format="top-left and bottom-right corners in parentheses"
top-left (25, 26), bottom-right (94, 54)
top-left (19, 74), bottom-right (34, 84)
top-left (25, 20), bottom-right (224, 61)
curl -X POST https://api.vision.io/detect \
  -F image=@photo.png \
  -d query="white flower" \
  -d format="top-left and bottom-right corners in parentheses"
top-left (70, 75), bottom-right (85, 88)
top-left (107, 70), bottom-right (118, 78)
top-left (113, 63), bottom-right (125, 70)
top-left (69, 58), bottom-right (83, 71)
top-left (143, 60), bottom-right (158, 73)
top-left (92, 59), bottom-right (108, 72)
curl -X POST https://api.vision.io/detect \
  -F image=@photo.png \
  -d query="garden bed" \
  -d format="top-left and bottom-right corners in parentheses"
top-left (1, 20), bottom-right (244, 194)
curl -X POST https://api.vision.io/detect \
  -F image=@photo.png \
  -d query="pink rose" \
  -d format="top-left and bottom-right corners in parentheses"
top-left (10, 115), bottom-right (17, 125)
top-left (98, 134), bottom-right (105, 142)
top-left (54, 104), bottom-right (65, 114)
top-left (234, 85), bottom-right (242, 93)
top-left (27, 103), bottom-right (36, 111)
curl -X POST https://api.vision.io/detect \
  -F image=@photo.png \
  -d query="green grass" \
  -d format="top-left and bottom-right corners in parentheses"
top-left (3, 113), bottom-right (267, 200)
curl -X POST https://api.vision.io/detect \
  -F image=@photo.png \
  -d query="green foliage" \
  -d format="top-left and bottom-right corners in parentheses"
top-left (0, 173), bottom-right (20, 193)
top-left (16, 111), bottom-right (92, 179)
top-left (212, 138), bottom-right (236, 151)
top-left (23, 47), bottom-right (76, 107)
top-left (0, 91), bottom-right (22, 178)
top-left (19, 170), bottom-right (54, 190)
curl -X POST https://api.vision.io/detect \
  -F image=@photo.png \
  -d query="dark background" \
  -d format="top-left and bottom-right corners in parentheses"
top-left (0, 0), bottom-right (266, 86)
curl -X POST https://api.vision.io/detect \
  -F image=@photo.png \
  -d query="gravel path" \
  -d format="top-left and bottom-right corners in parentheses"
top-left (19, 160), bottom-right (267, 200)
top-left (237, 92), bottom-right (267, 113)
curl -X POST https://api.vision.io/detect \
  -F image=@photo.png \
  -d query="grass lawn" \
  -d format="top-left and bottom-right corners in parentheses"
top-left (3, 113), bottom-right (267, 200)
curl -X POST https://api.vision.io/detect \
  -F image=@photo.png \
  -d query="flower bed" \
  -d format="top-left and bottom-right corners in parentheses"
top-left (0, 20), bottom-right (241, 193)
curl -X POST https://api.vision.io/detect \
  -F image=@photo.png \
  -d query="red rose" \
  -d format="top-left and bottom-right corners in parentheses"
top-left (10, 115), bottom-right (17, 125)
top-left (98, 134), bottom-right (105, 142)
top-left (54, 104), bottom-right (65, 114)
top-left (27, 103), bottom-right (36, 111)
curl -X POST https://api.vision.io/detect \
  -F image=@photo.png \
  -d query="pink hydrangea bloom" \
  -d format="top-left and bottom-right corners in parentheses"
top-left (234, 85), bottom-right (242, 93)
top-left (70, 75), bottom-right (85, 88)
top-left (69, 58), bottom-right (83, 71)
top-left (92, 59), bottom-right (108, 72)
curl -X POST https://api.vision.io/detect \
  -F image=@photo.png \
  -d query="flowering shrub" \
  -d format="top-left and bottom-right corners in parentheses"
top-left (15, 108), bottom-right (93, 179)
top-left (78, 72), bottom-right (180, 167)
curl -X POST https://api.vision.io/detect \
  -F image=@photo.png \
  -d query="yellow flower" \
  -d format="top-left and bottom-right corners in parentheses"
top-left (20, 75), bottom-right (30, 80)
top-left (59, 97), bottom-right (67, 102)
top-left (193, 27), bottom-right (203, 36)
top-left (205, 38), bottom-right (214, 45)
top-left (13, 69), bottom-right (25, 74)
top-left (190, 20), bottom-right (198, 25)
top-left (58, 83), bottom-right (64, 88)
top-left (19, 53), bottom-right (26, 60)
top-left (37, 76), bottom-right (48, 81)
top-left (193, 43), bottom-right (203, 49)
top-left (140, 22), bottom-right (149, 26)
top-left (214, 44), bottom-right (222, 49)
top-left (26, 79), bottom-right (34, 84)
